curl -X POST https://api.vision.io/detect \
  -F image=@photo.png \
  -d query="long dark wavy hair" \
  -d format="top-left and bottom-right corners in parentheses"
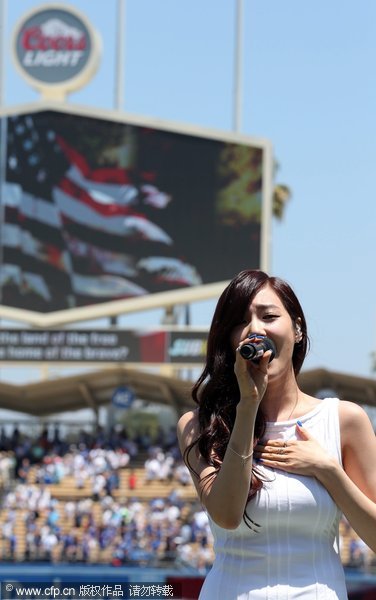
top-left (184, 270), bottom-right (309, 524)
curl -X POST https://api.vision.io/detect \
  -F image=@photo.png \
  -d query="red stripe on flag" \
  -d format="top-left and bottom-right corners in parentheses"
top-left (58, 177), bottom-right (145, 219)
top-left (56, 135), bottom-right (134, 184)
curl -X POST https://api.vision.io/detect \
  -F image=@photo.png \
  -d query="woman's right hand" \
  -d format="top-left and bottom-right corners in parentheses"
top-left (234, 348), bottom-right (271, 406)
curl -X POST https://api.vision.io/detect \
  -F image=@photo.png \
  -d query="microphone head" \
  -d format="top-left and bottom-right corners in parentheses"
top-left (239, 336), bottom-right (276, 362)
top-left (239, 342), bottom-right (258, 359)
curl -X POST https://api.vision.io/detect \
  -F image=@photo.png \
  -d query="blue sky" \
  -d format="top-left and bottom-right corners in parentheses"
top-left (1, 0), bottom-right (376, 381)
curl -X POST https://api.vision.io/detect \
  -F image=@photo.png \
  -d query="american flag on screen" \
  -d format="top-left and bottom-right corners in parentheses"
top-left (0, 113), bottom-right (202, 312)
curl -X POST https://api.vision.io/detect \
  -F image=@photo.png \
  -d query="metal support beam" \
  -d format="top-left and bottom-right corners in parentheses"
top-left (78, 382), bottom-right (99, 425)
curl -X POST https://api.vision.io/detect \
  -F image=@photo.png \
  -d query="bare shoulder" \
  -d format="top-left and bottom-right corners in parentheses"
top-left (338, 399), bottom-right (371, 425)
top-left (338, 400), bottom-right (375, 443)
top-left (176, 409), bottom-right (200, 452)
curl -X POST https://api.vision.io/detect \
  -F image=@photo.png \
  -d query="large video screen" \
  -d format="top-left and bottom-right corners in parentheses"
top-left (0, 109), bottom-right (266, 312)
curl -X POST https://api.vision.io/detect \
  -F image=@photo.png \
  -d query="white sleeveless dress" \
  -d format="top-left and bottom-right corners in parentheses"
top-left (199, 398), bottom-right (348, 600)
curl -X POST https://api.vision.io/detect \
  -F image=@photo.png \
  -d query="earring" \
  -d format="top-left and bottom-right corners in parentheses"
top-left (295, 325), bottom-right (302, 342)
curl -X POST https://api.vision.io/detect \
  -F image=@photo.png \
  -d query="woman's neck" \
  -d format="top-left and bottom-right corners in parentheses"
top-left (261, 372), bottom-right (302, 422)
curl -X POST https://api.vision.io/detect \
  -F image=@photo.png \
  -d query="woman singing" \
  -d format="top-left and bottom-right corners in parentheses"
top-left (177, 269), bottom-right (376, 599)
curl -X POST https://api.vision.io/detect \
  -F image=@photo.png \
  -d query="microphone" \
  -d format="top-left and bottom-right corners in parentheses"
top-left (239, 336), bottom-right (276, 363)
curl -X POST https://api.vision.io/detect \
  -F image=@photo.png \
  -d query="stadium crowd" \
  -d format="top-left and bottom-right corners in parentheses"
top-left (0, 423), bottom-right (374, 574)
top-left (0, 423), bottom-right (213, 572)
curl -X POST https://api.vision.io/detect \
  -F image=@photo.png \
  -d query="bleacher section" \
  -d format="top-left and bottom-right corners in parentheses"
top-left (24, 464), bottom-right (196, 502)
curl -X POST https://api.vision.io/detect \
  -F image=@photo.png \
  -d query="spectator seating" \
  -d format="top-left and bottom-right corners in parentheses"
top-left (0, 427), bottom-right (375, 573)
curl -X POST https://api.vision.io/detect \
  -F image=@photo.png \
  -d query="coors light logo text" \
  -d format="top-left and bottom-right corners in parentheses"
top-left (21, 18), bottom-right (87, 67)
top-left (13, 6), bottom-right (98, 89)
